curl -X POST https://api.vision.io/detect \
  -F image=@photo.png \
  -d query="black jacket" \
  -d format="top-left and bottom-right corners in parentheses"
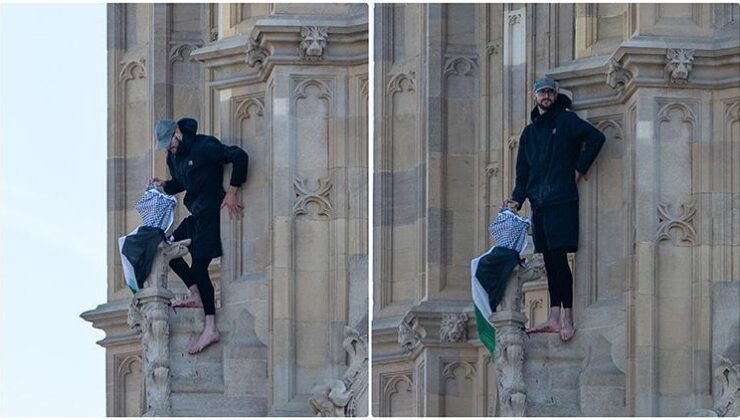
top-left (163, 118), bottom-right (249, 217)
top-left (511, 94), bottom-right (605, 210)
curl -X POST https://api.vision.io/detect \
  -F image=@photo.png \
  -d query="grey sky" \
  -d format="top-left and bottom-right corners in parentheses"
top-left (1, 4), bottom-right (107, 416)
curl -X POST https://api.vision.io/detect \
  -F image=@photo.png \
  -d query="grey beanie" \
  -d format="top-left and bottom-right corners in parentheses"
top-left (533, 76), bottom-right (557, 93)
top-left (154, 119), bottom-right (177, 150)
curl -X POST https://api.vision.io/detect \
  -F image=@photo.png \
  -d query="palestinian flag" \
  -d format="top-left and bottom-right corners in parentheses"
top-left (471, 246), bottom-right (497, 356)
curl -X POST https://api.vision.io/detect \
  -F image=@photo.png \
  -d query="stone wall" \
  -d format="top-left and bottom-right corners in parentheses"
top-left (83, 3), bottom-right (368, 416)
top-left (372, 3), bottom-right (740, 416)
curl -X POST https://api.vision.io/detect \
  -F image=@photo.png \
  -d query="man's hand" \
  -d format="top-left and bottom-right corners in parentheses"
top-left (221, 186), bottom-right (244, 219)
top-left (575, 170), bottom-right (584, 183)
top-left (502, 199), bottom-right (520, 211)
top-left (148, 177), bottom-right (165, 188)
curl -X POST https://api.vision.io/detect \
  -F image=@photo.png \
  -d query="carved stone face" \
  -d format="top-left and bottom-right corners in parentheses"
top-left (300, 26), bottom-right (327, 61)
top-left (440, 313), bottom-right (468, 343)
top-left (666, 49), bottom-right (694, 84)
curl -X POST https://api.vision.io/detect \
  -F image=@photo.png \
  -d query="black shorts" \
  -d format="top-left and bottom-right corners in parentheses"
top-left (532, 201), bottom-right (579, 253)
top-left (170, 211), bottom-right (222, 260)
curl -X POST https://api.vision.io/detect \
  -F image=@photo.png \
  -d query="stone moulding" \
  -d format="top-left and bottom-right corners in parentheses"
top-left (380, 373), bottom-right (414, 416)
top-left (546, 42), bottom-right (740, 109)
top-left (657, 200), bottom-right (697, 245)
top-left (665, 48), bottom-right (695, 85)
top-left (234, 97), bottom-right (265, 119)
top-left (439, 312), bottom-right (469, 343)
top-left (441, 360), bottom-right (476, 381)
top-left (293, 177), bottom-right (333, 218)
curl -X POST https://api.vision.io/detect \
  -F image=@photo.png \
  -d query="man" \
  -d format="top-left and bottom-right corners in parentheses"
top-left (148, 117), bottom-right (248, 354)
top-left (504, 77), bottom-right (605, 342)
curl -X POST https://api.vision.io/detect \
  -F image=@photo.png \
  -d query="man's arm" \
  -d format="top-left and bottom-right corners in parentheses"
top-left (203, 139), bottom-right (249, 218)
top-left (162, 178), bottom-right (185, 195)
top-left (572, 114), bottom-right (606, 176)
top-left (509, 131), bottom-right (529, 210)
top-left (202, 140), bottom-right (249, 188)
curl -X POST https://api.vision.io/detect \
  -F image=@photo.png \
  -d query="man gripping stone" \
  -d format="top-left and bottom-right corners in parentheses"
top-left (504, 77), bottom-right (605, 342)
top-left (148, 117), bottom-right (248, 354)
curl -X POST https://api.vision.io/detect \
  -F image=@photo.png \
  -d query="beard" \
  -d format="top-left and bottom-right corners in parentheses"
top-left (537, 96), bottom-right (555, 111)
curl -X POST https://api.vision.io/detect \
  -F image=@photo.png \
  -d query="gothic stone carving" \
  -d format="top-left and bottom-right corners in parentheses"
top-left (398, 317), bottom-right (420, 353)
top-left (690, 356), bottom-right (740, 417)
top-left (119, 59), bottom-right (147, 83)
top-left (128, 239), bottom-right (190, 417)
top-left (440, 313), bottom-right (469, 343)
top-left (310, 379), bottom-right (352, 416)
top-left (309, 327), bottom-right (368, 416)
top-left (665, 48), bottom-right (695, 84)
top-left (245, 37), bottom-right (269, 69)
top-left (293, 177), bottom-right (332, 218)
top-left (300, 26), bottom-right (328, 61)
top-left (490, 263), bottom-right (535, 416)
top-left (493, 323), bottom-right (527, 416)
top-left (444, 55), bottom-right (478, 77)
top-left (657, 200), bottom-right (697, 245)
top-left (169, 42), bottom-right (201, 64)
top-left (606, 58), bottom-right (632, 91)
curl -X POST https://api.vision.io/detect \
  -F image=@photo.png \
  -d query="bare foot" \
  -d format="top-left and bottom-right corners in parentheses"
top-left (171, 296), bottom-right (203, 308)
top-left (188, 330), bottom-right (220, 354)
top-left (560, 320), bottom-right (575, 342)
top-left (526, 319), bottom-right (561, 334)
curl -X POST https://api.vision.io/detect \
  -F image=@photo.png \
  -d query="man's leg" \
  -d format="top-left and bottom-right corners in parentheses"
top-left (187, 257), bottom-right (220, 354)
top-left (549, 248), bottom-right (575, 341)
top-left (527, 250), bottom-right (563, 334)
top-left (169, 258), bottom-right (204, 308)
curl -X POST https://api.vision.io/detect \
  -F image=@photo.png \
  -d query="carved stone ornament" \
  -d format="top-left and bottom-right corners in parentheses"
top-left (486, 41), bottom-right (500, 56)
top-left (444, 55), bottom-right (478, 77)
top-left (129, 239), bottom-right (191, 417)
top-left (245, 37), bottom-right (269, 69)
top-left (606, 58), bottom-right (632, 91)
top-left (293, 177), bottom-right (332, 218)
top-left (665, 48), bottom-right (695, 85)
top-left (169, 42), bottom-right (201, 64)
top-left (119, 59), bottom-right (147, 83)
top-left (310, 379), bottom-right (352, 417)
top-left (398, 318), bottom-right (420, 352)
top-left (300, 26), bottom-right (328, 61)
top-left (689, 356), bottom-right (740, 417)
top-left (209, 28), bottom-right (218, 43)
top-left (657, 200), bottom-right (697, 245)
top-left (440, 313), bottom-right (469, 343)
top-left (309, 326), bottom-right (368, 417)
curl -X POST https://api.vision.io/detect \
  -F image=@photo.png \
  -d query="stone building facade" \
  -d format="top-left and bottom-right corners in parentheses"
top-left (372, 3), bottom-right (740, 417)
top-left (82, 3), bottom-right (368, 416)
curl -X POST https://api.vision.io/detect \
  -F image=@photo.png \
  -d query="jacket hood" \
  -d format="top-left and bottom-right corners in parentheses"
top-left (174, 118), bottom-right (198, 155)
top-left (530, 94), bottom-right (572, 123)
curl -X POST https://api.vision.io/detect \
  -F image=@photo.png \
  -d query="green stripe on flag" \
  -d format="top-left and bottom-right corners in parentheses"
top-left (475, 305), bottom-right (496, 356)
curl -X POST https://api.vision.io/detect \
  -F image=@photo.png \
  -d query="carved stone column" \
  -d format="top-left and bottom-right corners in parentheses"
top-left (490, 265), bottom-right (530, 417)
top-left (128, 239), bottom-right (190, 417)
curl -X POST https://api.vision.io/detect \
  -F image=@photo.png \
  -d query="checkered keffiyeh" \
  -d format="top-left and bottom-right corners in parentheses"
top-left (488, 208), bottom-right (531, 254)
top-left (135, 187), bottom-right (177, 232)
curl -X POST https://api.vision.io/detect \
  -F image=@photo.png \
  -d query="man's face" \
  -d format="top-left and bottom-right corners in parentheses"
top-left (533, 88), bottom-right (557, 110)
top-left (168, 128), bottom-right (182, 154)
